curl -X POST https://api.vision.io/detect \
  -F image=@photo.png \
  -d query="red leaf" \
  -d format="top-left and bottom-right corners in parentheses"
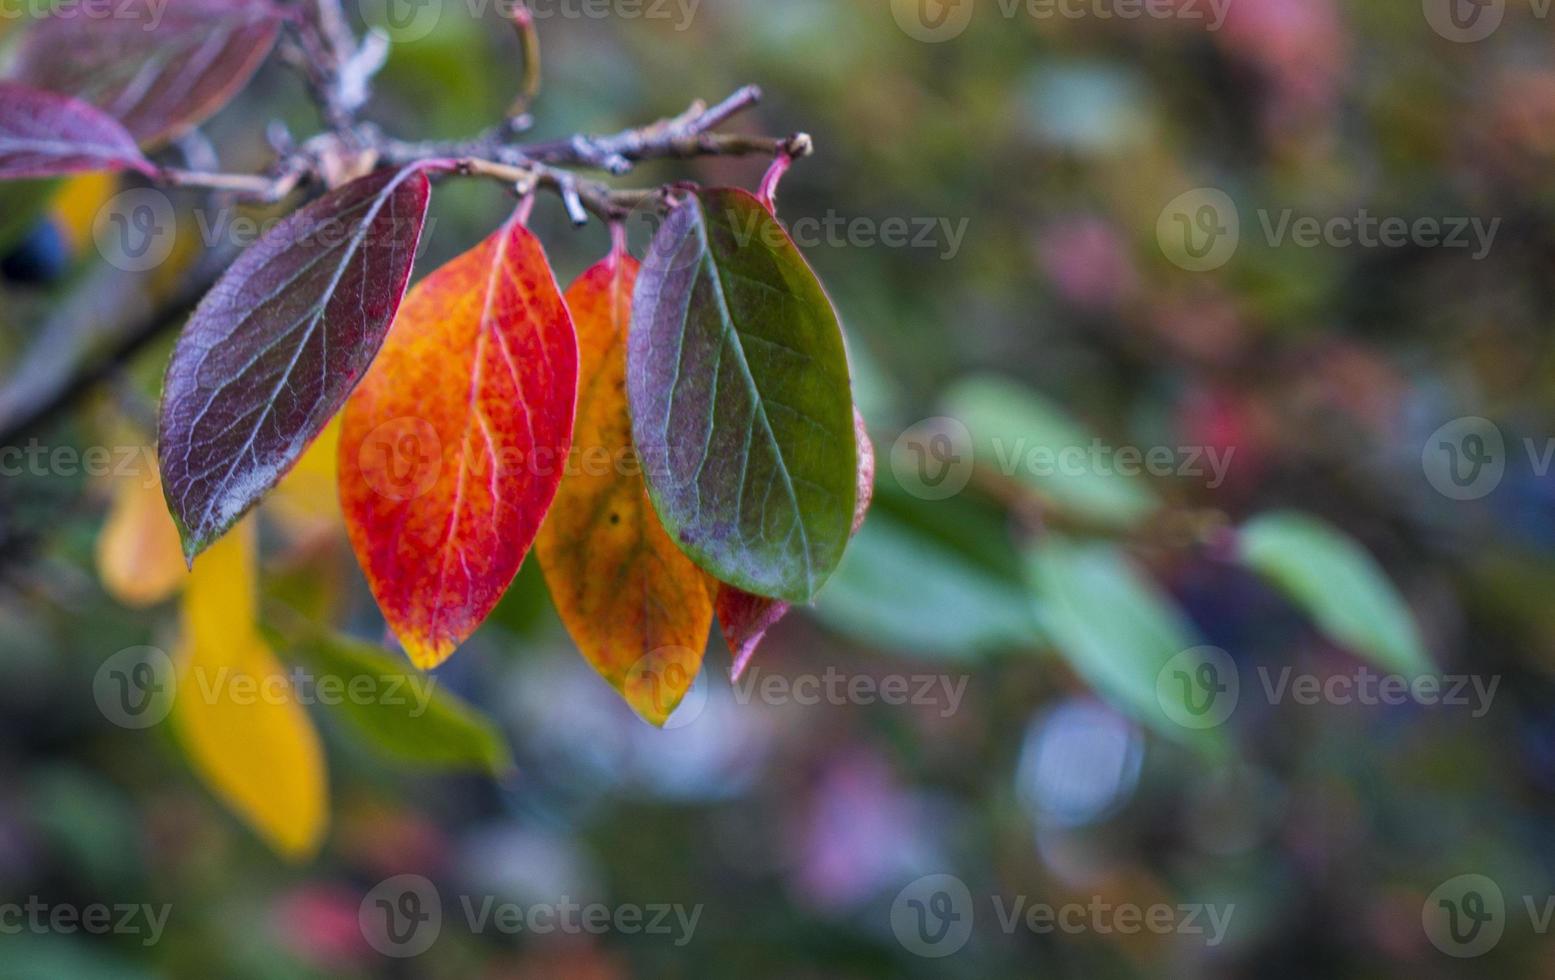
top-left (158, 168), bottom-right (432, 560)
top-left (0, 83), bottom-right (155, 179)
top-left (338, 210), bottom-right (578, 669)
top-left (8, 0), bottom-right (285, 147)
top-left (718, 410), bottom-right (876, 678)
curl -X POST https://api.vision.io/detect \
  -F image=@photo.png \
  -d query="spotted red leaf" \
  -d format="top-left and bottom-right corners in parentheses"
top-left (338, 210), bottom-right (578, 669)
top-left (158, 167), bottom-right (431, 560)
top-left (8, 0), bottom-right (285, 148)
top-left (0, 83), bottom-right (156, 179)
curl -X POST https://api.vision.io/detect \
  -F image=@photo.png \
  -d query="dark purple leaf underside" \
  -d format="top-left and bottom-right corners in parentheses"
top-left (0, 83), bottom-right (155, 179)
top-left (8, 0), bottom-right (284, 148)
top-left (158, 167), bottom-right (431, 560)
top-left (628, 187), bottom-right (857, 604)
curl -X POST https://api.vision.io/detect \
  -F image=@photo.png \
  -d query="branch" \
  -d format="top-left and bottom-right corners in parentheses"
top-left (158, 85), bottom-right (812, 224)
top-left (0, 265), bottom-right (224, 447)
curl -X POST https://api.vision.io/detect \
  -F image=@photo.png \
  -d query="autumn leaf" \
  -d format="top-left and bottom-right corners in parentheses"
top-left (8, 0), bottom-right (284, 148)
top-left (628, 188), bottom-right (858, 605)
top-left (266, 416), bottom-right (344, 547)
top-left (171, 519), bottom-right (327, 860)
top-left (535, 246), bottom-right (712, 726)
top-left (717, 409), bottom-right (875, 678)
top-left (96, 452), bottom-right (186, 608)
top-left (0, 84), bottom-right (157, 180)
top-left (276, 624), bottom-right (513, 776)
top-left (158, 167), bottom-right (432, 562)
top-left (339, 208), bottom-right (578, 669)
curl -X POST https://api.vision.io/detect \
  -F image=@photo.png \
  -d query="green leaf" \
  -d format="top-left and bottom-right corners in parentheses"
top-left (273, 626), bottom-right (513, 776)
top-left (814, 507), bottom-right (1039, 658)
top-left (1237, 511), bottom-right (1431, 676)
top-left (942, 374), bottom-right (1158, 529)
top-left (627, 187), bottom-right (858, 604)
top-left (1029, 537), bottom-right (1226, 749)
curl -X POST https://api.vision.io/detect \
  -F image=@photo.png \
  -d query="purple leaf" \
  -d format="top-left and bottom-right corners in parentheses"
top-left (8, 0), bottom-right (285, 148)
top-left (158, 167), bottom-right (432, 560)
top-left (0, 83), bottom-right (156, 179)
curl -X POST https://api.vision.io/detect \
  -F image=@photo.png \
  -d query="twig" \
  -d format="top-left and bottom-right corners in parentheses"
top-left (506, 1), bottom-right (542, 119)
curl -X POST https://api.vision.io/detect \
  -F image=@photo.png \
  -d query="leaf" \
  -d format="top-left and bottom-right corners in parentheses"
top-left (265, 416), bottom-right (344, 547)
top-left (534, 248), bottom-right (711, 726)
top-left (0, 84), bottom-right (156, 180)
top-left (171, 519), bottom-right (327, 859)
top-left (158, 167), bottom-right (432, 561)
top-left (95, 452), bottom-right (186, 608)
top-left (815, 507), bottom-right (1038, 659)
top-left (628, 187), bottom-right (858, 604)
top-left (277, 626), bottom-right (512, 776)
top-left (718, 408), bottom-right (876, 678)
top-left (339, 208), bottom-right (577, 669)
top-left (1028, 537), bottom-right (1223, 749)
top-left (8, 0), bottom-right (284, 147)
top-left (1237, 511), bottom-right (1431, 675)
top-left (941, 374), bottom-right (1158, 529)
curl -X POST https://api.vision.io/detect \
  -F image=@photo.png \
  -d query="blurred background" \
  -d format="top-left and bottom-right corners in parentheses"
top-left (3, 0), bottom-right (1555, 975)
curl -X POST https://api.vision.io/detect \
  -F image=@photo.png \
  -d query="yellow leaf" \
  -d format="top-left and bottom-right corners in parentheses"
top-left (51, 172), bottom-right (116, 254)
top-left (172, 519), bottom-right (327, 859)
top-left (536, 250), bottom-right (712, 726)
top-left (267, 415), bottom-right (344, 545)
top-left (95, 456), bottom-right (185, 607)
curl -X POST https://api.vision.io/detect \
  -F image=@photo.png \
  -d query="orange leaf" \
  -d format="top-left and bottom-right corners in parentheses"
top-left (535, 249), bottom-right (711, 726)
top-left (95, 452), bottom-right (185, 607)
top-left (171, 518), bottom-right (327, 860)
top-left (339, 211), bottom-right (578, 669)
